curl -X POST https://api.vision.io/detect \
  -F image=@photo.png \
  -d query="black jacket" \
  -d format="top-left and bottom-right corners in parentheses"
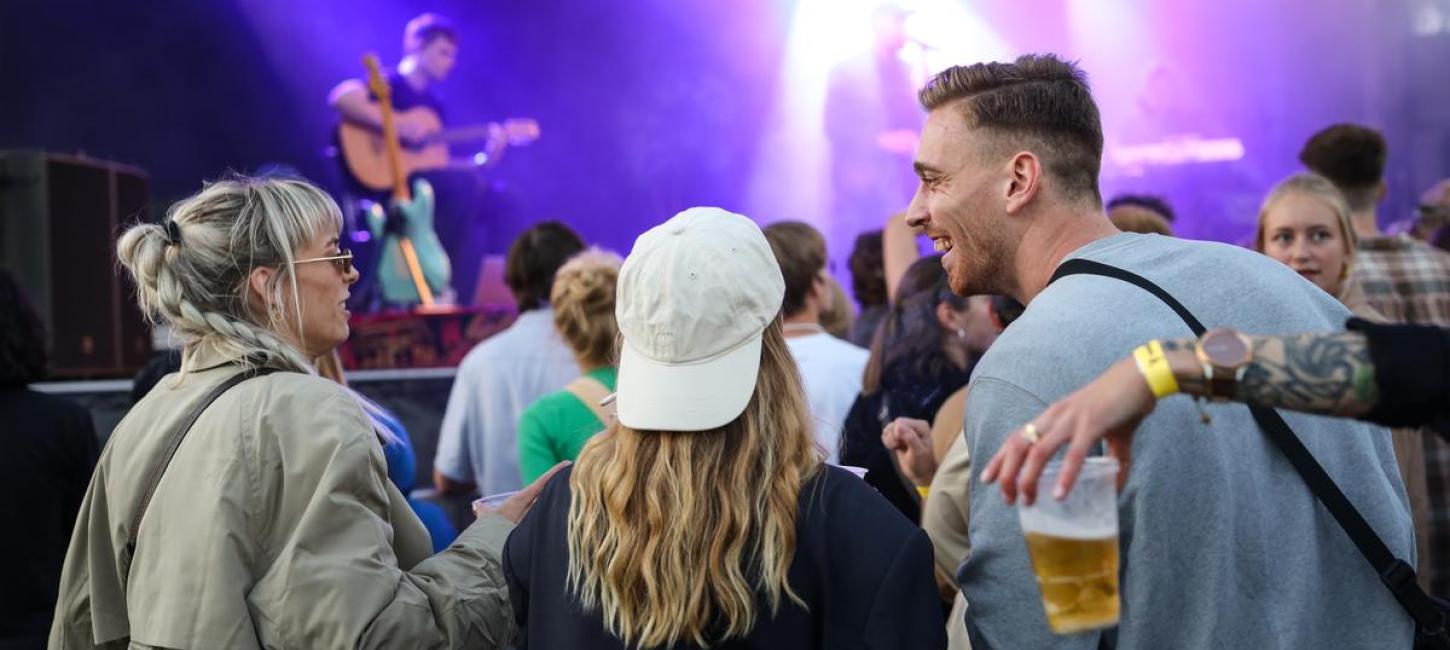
top-left (503, 464), bottom-right (946, 649)
top-left (1348, 317), bottom-right (1450, 436)
top-left (0, 388), bottom-right (97, 648)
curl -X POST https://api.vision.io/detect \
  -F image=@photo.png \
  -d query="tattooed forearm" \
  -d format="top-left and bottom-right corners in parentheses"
top-left (1235, 331), bottom-right (1376, 417)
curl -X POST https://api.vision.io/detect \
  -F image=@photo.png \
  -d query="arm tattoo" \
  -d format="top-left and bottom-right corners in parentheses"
top-left (1235, 331), bottom-right (1376, 417)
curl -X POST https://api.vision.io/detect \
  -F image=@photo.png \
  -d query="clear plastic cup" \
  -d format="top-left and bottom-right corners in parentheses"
top-left (472, 491), bottom-right (518, 513)
top-left (1017, 457), bottom-right (1121, 634)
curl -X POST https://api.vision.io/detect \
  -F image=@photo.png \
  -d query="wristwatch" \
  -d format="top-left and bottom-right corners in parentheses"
top-left (1195, 327), bottom-right (1254, 400)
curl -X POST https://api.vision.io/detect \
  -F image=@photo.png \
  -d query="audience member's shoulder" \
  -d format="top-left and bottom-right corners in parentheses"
top-left (805, 465), bottom-right (919, 539)
top-left (542, 463), bottom-right (575, 497)
top-left (1114, 231), bottom-right (1271, 266)
top-left (11, 387), bottom-right (92, 428)
top-left (458, 311), bottom-right (565, 371)
top-left (250, 371), bottom-right (373, 442)
top-left (824, 334), bottom-right (869, 363)
top-left (521, 388), bottom-right (577, 421)
top-left (524, 463), bottom-right (576, 521)
top-left (254, 368), bottom-right (351, 401)
top-left (1409, 238), bottom-right (1450, 266)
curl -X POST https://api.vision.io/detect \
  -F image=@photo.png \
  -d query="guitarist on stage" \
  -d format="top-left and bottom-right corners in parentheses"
top-left (328, 13), bottom-right (456, 152)
top-left (328, 13), bottom-right (538, 307)
top-left (328, 14), bottom-right (458, 308)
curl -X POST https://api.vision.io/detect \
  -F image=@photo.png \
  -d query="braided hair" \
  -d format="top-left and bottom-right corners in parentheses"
top-left (117, 175), bottom-right (334, 373)
top-left (549, 248), bottom-right (623, 369)
top-left (117, 174), bottom-right (398, 443)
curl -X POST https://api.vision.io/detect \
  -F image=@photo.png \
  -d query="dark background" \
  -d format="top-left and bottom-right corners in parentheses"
top-left (3, 0), bottom-right (1449, 257)
top-left (0, 0), bottom-right (791, 257)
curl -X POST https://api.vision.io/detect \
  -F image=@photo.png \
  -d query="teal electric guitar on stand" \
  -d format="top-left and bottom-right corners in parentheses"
top-left (361, 53), bottom-right (452, 307)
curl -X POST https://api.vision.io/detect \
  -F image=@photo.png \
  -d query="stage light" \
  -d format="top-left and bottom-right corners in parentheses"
top-left (744, 0), bottom-right (1008, 269)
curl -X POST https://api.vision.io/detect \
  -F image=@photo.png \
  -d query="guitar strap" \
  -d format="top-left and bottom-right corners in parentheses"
top-left (1049, 258), bottom-right (1448, 645)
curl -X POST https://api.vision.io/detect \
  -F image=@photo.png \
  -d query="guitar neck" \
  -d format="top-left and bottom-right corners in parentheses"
top-left (362, 55), bottom-right (410, 202)
top-left (424, 125), bottom-right (496, 145)
top-left (377, 109), bottom-right (411, 201)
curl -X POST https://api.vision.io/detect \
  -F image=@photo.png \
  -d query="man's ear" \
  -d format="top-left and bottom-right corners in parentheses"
top-left (1004, 151), bottom-right (1043, 215)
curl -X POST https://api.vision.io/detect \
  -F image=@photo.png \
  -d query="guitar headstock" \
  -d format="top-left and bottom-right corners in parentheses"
top-left (363, 53), bottom-right (390, 103)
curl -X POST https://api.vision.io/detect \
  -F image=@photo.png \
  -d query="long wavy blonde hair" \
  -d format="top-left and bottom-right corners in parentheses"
top-left (566, 321), bottom-right (822, 648)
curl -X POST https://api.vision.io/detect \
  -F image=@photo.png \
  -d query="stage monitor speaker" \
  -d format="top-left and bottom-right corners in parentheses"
top-left (0, 151), bottom-right (153, 379)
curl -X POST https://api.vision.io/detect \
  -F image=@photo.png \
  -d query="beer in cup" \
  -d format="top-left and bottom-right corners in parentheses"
top-left (1017, 457), bottom-right (1121, 634)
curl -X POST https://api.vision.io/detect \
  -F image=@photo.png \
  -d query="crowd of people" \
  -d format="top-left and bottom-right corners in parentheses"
top-left (4, 52), bottom-right (1450, 649)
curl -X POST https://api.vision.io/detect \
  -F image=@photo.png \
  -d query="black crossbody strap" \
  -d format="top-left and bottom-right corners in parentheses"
top-left (1050, 257), bottom-right (1447, 639)
top-left (120, 366), bottom-right (279, 585)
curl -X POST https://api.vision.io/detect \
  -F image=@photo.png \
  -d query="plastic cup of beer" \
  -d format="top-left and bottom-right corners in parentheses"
top-left (1017, 456), bottom-right (1121, 634)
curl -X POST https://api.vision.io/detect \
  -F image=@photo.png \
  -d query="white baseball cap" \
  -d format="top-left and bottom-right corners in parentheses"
top-left (614, 207), bottom-right (786, 431)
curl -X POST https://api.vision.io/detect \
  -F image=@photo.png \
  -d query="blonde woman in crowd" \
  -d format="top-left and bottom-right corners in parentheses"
top-left (503, 207), bottom-right (944, 649)
top-left (50, 175), bottom-right (552, 649)
top-left (1256, 172), bottom-right (1376, 317)
top-left (516, 249), bottom-right (623, 483)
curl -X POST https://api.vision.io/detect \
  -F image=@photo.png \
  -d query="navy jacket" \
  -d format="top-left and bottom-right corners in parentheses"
top-left (503, 464), bottom-right (947, 649)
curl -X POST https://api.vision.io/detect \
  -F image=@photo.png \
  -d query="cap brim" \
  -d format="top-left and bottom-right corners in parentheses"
top-left (615, 335), bottom-right (762, 432)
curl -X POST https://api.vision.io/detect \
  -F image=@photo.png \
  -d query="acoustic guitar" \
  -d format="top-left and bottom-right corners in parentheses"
top-left (358, 54), bottom-right (452, 308)
top-left (338, 107), bottom-right (540, 192)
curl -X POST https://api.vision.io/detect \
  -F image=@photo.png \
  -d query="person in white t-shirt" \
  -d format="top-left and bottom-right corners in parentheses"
top-left (763, 221), bottom-right (869, 462)
top-left (433, 222), bottom-right (585, 497)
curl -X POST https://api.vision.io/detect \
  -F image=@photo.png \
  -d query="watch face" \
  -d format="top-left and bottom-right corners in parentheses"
top-left (1202, 329), bottom-right (1250, 367)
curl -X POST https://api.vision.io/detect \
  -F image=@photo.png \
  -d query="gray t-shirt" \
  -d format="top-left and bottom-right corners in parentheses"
top-left (958, 233), bottom-right (1414, 649)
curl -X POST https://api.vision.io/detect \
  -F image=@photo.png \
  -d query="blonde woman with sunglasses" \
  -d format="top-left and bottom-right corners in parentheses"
top-left (50, 175), bottom-right (556, 649)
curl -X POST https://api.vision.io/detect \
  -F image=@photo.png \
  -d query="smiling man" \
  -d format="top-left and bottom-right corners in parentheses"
top-left (906, 55), bottom-right (1415, 648)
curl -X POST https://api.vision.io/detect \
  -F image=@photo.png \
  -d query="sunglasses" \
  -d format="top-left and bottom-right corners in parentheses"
top-left (292, 248), bottom-right (355, 275)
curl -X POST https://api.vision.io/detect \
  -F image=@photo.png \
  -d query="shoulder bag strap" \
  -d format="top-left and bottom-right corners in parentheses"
top-left (120, 366), bottom-right (279, 585)
top-left (1050, 257), bottom-right (1448, 641)
top-left (563, 375), bottom-right (614, 426)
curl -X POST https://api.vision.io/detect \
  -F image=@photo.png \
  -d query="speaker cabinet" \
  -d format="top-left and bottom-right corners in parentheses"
top-left (0, 151), bottom-right (153, 378)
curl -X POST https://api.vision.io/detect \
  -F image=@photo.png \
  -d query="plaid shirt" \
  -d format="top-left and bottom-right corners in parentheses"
top-left (1352, 234), bottom-right (1450, 595)
top-left (1353, 235), bottom-right (1450, 324)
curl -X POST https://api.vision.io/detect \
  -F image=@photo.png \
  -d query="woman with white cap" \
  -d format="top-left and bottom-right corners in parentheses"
top-left (503, 207), bottom-right (946, 649)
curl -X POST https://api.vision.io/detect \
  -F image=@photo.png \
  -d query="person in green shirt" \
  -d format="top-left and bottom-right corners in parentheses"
top-left (517, 250), bottom-right (622, 483)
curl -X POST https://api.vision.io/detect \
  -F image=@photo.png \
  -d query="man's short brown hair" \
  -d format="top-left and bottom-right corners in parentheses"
top-left (762, 221), bottom-right (827, 318)
top-left (918, 54), bottom-right (1104, 206)
top-left (1298, 124), bottom-right (1387, 213)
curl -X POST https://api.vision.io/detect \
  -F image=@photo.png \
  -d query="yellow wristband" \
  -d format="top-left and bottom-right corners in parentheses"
top-left (916, 485), bottom-right (930, 499)
top-left (1132, 340), bottom-right (1180, 399)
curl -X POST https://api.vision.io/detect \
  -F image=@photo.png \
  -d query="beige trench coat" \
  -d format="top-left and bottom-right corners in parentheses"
top-left (49, 347), bottom-right (515, 649)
